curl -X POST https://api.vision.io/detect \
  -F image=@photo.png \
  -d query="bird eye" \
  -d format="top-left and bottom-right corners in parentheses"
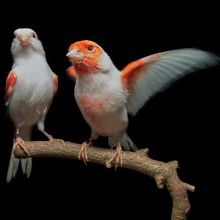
top-left (32, 32), bottom-right (38, 39)
top-left (88, 46), bottom-right (93, 51)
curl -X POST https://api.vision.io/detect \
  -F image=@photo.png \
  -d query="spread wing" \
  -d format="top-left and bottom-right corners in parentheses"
top-left (52, 73), bottom-right (58, 96)
top-left (5, 71), bottom-right (17, 102)
top-left (121, 48), bottom-right (219, 116)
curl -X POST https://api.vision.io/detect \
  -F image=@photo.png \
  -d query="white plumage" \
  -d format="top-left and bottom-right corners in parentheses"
top-left (5, 28), bottom-right (58, 182)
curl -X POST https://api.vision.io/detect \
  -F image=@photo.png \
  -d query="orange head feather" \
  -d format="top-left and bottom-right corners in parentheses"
top-left (67, 40), bottom-right (104, 75)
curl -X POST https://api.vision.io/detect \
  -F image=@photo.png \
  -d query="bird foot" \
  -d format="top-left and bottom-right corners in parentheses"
top-left (109, 145), bottom-right (123, 170)
top-left (13, 137), bottom-right (30, 157)
top-left (48, 136), bottom-right (65, 147)
top-left (40, 129), bottom-right (65, 146)
top-left (78, 141), bottom-right (92, 165)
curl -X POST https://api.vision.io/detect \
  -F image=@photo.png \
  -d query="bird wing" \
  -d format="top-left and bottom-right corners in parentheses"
top-left (121, 48), bottom-right (219, 116)
top-left (52, 73), bottom-right (58, 96)
top-left (66, 66), bottom-right (76, 80)
top-left (4, 71), bottom-right (17, 101)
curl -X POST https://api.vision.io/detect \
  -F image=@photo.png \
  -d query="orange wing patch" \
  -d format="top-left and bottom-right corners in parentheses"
top-left (4, 71), bottom-right (17, 101)
top-left (121, 54), bottom-right (161, 92)
top-left (53, 73), bottom-right (58, 96)
top-left (121, 60), bottom-right (146, 82)
top-left (66, 66), bottom-right (76, 80)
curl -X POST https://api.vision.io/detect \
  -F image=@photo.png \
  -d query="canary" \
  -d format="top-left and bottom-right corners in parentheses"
top-left (67, 40), bottom-right (219, 169)
top-left (5, 28), bottom-right (63, 182)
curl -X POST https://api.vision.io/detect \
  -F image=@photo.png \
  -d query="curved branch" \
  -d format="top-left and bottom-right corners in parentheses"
top-left (14, 141), bottom-right (195, 220)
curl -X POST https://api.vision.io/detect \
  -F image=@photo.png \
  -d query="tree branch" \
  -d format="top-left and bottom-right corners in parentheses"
top-left (14, 141), bottom-right (195, 220)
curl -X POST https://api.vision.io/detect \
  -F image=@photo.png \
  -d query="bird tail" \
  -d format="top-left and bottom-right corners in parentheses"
top-left (7, 127), bottom-right (33, 183)
top-left (108, 132), bottom-right (138, 152)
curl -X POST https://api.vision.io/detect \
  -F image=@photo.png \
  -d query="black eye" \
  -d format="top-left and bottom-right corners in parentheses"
top-left (88, 46), bottom-right (93, 51)
top-left (32, 32), bottom-right (38, 39)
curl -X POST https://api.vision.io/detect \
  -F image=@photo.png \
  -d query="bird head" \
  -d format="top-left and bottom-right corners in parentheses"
top-left (67, 40), bottom-right (112, 75)
top-left (11, 28), bottom-right (45, 58)
top-left (14, 28), bottom-right (38, 46)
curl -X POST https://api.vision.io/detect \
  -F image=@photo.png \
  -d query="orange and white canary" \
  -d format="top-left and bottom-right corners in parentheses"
top-left (67, 40), bottom-right (219, 169)
top-left (5, 28), bottom-right (62, 182)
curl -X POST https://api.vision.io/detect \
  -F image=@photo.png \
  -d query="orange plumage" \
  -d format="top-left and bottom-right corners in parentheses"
top-left (67, 40), bottom-right (104, 75)
top-left (66, 66), bottom-right (76, 80)
top-left (52, 74), bottom-right (58, 96)
top-left (4, 72), bottom-right (17, 101)
top-left (121, 54), bottom-right (161, 94)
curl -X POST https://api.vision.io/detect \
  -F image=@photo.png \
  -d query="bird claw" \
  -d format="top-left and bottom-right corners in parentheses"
top-left (109, 145), bottom-right (123, 170)
top-left (48, 135), bottom-right (65, 147)
top-left (40, 130), bottom-right (65, 147)
top-left (78, 142), bottom-right (90, 165)
top-left (13, 137), bottom-right (30, 157)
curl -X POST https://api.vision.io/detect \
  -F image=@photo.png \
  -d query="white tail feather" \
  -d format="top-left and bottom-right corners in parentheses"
top-left (108, 132), bottom-right (138, 152)
top-left (7, 145), bottom-right (19, 183)
top-left (7, 127), bottom-right (32, 183)
top-left (21, 158), bottom-right (32, 178)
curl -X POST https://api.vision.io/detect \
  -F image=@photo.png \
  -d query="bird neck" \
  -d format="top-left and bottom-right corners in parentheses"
top-left (12, 46), bottom-right (46, 66)
top-left (75, 64), bottom-right (121, 95)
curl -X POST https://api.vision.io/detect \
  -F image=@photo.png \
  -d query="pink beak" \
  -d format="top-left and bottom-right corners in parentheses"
top-left (18, 35), bottom-right (31, 45)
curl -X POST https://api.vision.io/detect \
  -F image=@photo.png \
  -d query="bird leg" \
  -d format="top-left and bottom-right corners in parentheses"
top-left (78, 137), bottom-right (95, 165)
top-left (40, 129), bottom-right (65, 146)
top-left (109, 143), bottom-right (123, 170)
top-left (13, 130), bottom-right (30, 157)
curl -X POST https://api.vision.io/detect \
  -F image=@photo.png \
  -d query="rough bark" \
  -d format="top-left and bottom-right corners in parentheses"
top-left (14, 141), bottom-right (195, 220)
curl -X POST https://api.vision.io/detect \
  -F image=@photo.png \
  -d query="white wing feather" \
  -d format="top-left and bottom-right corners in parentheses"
top-left (125, 48), bottom-right (219, 116)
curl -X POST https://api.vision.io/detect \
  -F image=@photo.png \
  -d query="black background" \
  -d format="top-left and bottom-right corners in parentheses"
top-left (0, 4), bottom-right (219, 220)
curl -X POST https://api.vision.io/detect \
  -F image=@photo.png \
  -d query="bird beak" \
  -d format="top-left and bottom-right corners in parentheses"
top-left (18, 34), bottom-right (31, 45)
top-left (66, 49), bottom-right (84, 61)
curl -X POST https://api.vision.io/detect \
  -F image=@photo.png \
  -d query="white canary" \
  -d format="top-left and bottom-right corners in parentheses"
top-left (5, 28), bottom-right (62, 182)
top-left (67, 40), bottom-right (219, 169)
